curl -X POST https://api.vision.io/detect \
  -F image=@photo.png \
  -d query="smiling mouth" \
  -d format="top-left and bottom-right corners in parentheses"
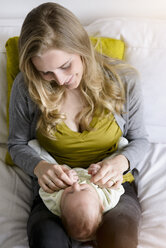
top-left (64, 75), bottom-right (74, 85)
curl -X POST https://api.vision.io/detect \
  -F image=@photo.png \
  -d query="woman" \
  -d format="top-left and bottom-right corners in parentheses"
top-left (8, 2), bottom-right (149, 248)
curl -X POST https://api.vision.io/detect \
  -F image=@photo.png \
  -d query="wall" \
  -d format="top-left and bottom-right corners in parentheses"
top-left (1, 0), bottom-right (166, 24)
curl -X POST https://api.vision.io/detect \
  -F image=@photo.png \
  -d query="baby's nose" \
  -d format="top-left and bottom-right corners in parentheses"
top-left (72, 182), bottom-right (80, 192)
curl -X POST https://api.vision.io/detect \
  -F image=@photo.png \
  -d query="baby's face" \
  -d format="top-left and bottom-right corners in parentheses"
top-left (60, 182), bottom-right (102, 213)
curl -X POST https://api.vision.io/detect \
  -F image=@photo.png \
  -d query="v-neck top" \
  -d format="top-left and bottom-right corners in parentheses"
top-left (37, 114), bottom-right (122, 168)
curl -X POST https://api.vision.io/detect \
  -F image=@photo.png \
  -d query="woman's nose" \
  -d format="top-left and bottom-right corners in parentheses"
top-left (72, 182), bottom-right (80, 192)
top-left (53, 70), bottom-right (65, 85)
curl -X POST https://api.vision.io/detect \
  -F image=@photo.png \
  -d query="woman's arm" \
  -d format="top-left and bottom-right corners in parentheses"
top-left (8, 72), bottom-right (43, 177)
top-left (120, 69), bottom-right (150, 170)
top-left (8, 73), bottom-right (74, 192)
top-left (90, 67), bottom-right (149, 188)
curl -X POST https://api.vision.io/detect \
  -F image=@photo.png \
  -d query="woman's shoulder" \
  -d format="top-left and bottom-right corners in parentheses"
top-left (11, 72), bottom-right (38, 114)
top-left (106, 59), bottom-right (141, 97)
top-left (11, 72), bottom-right (31, 99)
top-left (12, 71), bottom-right (27, 90)
top-left (109, 59), bottom-right (140, 84)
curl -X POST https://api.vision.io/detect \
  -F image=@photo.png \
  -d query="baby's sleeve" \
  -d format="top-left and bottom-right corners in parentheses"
top-left (100, 185), bottom-right (125, 213)
top-left (39, 188), bottom-right (64, 217)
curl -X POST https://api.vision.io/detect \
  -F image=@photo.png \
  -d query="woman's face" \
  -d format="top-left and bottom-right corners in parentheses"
top-left (32, 49), bottom-right (84, 90)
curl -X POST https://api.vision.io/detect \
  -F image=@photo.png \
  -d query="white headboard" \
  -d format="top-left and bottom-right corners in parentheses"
top-left (1, 0), bottom-right (166, 25)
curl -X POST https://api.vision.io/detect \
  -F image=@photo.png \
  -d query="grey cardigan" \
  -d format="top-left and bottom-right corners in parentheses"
top-left (8, 69), bottom-right (149, 197)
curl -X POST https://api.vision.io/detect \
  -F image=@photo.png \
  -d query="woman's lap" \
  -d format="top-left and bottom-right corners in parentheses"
top-left (96, 182), bottom-right (141, 248)
top-left (27, 182), bottom-right (141, 248)
top-left (27, 196), bottom-right (82, 248)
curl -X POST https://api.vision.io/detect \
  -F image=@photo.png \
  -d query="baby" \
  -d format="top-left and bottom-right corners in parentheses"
top-left (40, 166), bottom-right (124, 241)
top-left (29, 139), bottom-right (126, 241)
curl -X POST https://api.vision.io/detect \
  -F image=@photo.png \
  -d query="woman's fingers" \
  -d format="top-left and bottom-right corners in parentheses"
top-left (91, 170), bottom-right (120, 188)
top-left (88, 163), bottom-right (101, 175)
top-left (90, 161), bottom-right (114, 184)
top-left (40, 182), bottom-right (56, 193)
top-left (44, 165), bottom-right (76, 190)
top-left (110, 177), bottom-right (123, 189)
top-left (53, 165), bottom-right (74, 186)
top-left (47, 176), bottom-right (68, 190)
top-left (66, 169), bottom-right (78, 182)
top-left (102, 175), bottom-right (123, 189)
top-left (90, 157), bottom-right (125, 188)
top-left (35, 161), bottom-right (75, 192)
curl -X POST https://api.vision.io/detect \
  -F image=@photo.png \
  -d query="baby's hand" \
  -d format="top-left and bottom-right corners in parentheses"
top-left (88, 163), bottom-right (101, 176)
top-left (66, 169), bottom-right (78, 183)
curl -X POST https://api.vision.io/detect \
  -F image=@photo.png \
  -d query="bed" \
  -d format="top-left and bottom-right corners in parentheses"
top-left (0, 6), bottom-right (166, 248)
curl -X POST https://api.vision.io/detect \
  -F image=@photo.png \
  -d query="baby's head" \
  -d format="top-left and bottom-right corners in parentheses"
top-left (60, 182), bottom-right (104, 241)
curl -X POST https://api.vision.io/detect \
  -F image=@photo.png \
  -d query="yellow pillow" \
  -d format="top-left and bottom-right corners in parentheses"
top-left (5, 36), bottom-right (19, 128)
top-left (90, 36), bottom-right (124, 60)
top-left (5, 36), bottom-right (125, 165)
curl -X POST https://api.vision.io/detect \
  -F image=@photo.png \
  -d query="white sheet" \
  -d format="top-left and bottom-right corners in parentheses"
top-left (0, 143), bottom-right (166, 248)
top-left (0, 146), bottom-right (33, 248)
top-left (137, 143), bottom-right (166, 248)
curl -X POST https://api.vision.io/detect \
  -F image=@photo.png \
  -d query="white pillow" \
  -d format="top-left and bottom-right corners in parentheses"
top-left (85, 17), bottom-right (166, 143)
top-left (0, 19), bottom-right (23, 145)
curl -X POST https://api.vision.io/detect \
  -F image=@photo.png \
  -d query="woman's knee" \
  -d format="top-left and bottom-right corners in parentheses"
top-left (96, 211), bottom-right (140, 248)
top-left (29, 217), bottom-right (70, 248)
top-left (28, 197), bottom-right (71, 248)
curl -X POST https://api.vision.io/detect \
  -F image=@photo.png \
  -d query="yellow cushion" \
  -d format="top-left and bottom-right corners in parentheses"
top-left (5, 36), bottom-right (125, 165)
top-left (5, 36), bottom-right (19, 128)
top-left (90, 36), bottom-right (124, 60)
top-left (123, 172), bottom-right (134, 184)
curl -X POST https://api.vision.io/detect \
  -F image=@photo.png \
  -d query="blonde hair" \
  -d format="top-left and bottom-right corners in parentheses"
top-left (19, 2), bottom-right (125, 139)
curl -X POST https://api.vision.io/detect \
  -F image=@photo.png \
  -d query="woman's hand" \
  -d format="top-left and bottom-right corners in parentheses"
top-left (89, 155), bottom-right (129, 189)
top-left (34, 160), bottom-right (76, 193)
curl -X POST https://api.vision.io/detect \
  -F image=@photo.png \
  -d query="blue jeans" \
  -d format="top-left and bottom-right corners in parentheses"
top-left (27, 182), bottom-right (141, 248)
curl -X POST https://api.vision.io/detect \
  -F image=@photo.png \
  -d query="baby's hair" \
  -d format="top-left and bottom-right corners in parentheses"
top-left (61, 203), bottom-right (103, 241)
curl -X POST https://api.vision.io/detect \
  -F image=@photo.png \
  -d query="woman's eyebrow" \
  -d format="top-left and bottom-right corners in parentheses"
top-left (39, 59), bottom-right (72, 73)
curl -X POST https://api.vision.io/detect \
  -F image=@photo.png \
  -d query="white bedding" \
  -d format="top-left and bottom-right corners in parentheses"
top-left (137, 143), bottom-right (166, 248)
top-left (0, 146), bottom-right (32, 248)
top-left (0, 143), bottom-right (166, 248)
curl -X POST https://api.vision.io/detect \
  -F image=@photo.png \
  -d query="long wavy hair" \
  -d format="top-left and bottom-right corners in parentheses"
top-left (19, 2), bottom-right (125, 139)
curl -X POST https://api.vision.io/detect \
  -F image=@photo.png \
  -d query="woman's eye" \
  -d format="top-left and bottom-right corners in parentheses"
top-left (61, 62), bottom-right (71, 70)
top-left (42, 71), bottom-right (52, 76)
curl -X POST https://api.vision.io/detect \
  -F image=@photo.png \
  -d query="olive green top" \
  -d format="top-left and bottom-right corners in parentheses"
top-left (37, 114), bottom-right (122, 168)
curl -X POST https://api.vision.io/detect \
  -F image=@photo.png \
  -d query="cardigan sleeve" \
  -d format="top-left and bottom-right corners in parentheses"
top-left (120, 69), bottom-right (150, 171)
top-left (7, 72), bottom-right (43, 177)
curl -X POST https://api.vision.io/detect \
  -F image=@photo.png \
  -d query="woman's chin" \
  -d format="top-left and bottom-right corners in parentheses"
top-left (65, 81), bottom-right (79, 90)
